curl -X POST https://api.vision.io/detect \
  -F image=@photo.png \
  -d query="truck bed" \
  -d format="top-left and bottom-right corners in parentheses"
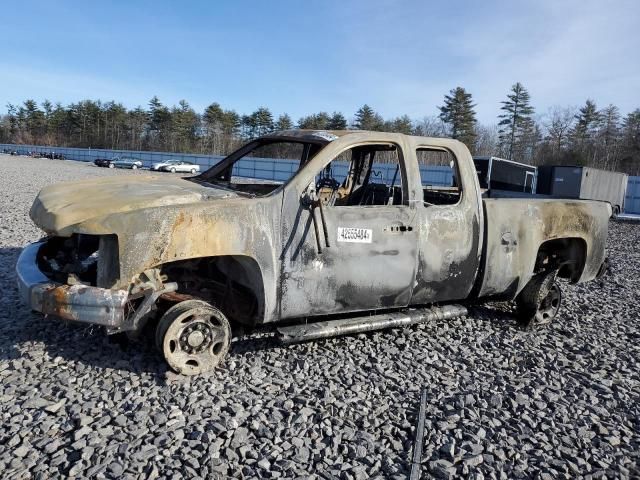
top-left (476, 198), bottom-right (610, 300)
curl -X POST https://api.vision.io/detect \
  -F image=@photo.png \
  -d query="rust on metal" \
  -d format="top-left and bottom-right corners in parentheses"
top-left (21, 130), bottom-right (610, 333)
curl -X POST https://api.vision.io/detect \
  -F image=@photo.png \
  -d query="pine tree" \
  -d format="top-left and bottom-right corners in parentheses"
top-left (385, 115), bottom-right (414, 134)
top-left (126, 106), bottom-right (147, 150)
top-left (275, 113), bottom-right (293, 131)
top-left (147, 96), bottom-right (171, 149)
top-left (220, 110), bottom-right (240, 136)
top-left (622, 109), bottom-right (640, 150)
top-left (438, 87), bottom-right (477, 149)
top-left (570, 99), bottom-right (601, 164)
top-left (620, 109), bottom-right (640, 173)
top-left (22, 99), bottom-right (46, 142)
top-left (572, 100), bottom-right (601, 144)
top-left (171, 100), bottom-right (198, 152)
top-left (249, 107), bottom-right (274, 137)
top-left (352, 104), bottom-right (383, 131)
top-left (203, 103), bottom-right (224, 130)
top-left (202, 102), bottom-right (225, 151)
top-left (498, 82), bottom-right (535, 159)
top-left (327, 112), bottom-right (347, 130)
top-left (297, 112), bottom-right (330, 129)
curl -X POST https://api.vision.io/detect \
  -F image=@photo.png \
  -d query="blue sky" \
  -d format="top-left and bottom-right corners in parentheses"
top-left (1, 0), bottom-right (638, 124)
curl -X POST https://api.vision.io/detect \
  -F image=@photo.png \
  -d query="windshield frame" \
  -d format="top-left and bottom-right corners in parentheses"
top-left (195, 136), bottom-right (330, 195)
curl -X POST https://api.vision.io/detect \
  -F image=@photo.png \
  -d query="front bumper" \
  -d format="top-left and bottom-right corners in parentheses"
top-left (16, 241), bottom-right (129, 327)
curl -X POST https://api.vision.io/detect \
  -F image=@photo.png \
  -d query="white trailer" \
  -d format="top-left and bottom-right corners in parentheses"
top-left (536, 166), bottom-right (628, 215)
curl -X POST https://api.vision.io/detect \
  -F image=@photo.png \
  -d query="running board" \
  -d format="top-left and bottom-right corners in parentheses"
top-left (277, 304), bottom-right (467, 344)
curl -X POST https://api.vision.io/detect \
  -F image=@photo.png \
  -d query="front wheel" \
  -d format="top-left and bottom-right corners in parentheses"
top-left (191, 168), bottom-right (197, 174)
top-left (515, 271), bottom-right (562, 328)
top-left (132, 165), bottom-right (138, 170)
top-left (155, 300), bottom-right (231, 375)
top-left (170, 167), bottom-right (176, 173)
top-left (108, 163), bottom-right (115, 168)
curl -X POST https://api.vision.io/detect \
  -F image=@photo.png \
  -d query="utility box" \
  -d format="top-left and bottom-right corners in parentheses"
top-left (536, 166), bottom-right (628, 214)
top-left (473, 156), bottom-right (537, 194)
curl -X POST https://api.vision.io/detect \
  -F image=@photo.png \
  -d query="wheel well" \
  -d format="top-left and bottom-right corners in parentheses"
top-left (159, 255), bottom-right (265, 326)
top-left (535, 238), bottom-right (587, 283)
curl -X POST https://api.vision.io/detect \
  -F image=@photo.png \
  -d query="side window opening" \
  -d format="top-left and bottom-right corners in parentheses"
top-left (316, 144), bottom-right (405, 207)
top-left (416, 148), bottom-right (462, 206)
top-left (201, 140), bottom-right (325, 196)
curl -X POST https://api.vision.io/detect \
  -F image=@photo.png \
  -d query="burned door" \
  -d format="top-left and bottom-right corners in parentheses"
top-left (410, 146), bottom-right (482, 304)
top-left (279, 142), bottom-right (419, 319)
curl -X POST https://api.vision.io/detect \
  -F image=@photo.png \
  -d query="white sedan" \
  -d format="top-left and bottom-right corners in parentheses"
top-left (151, 160), bottom-right (200, 174)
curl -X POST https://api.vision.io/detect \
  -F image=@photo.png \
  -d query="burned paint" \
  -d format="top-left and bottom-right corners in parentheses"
top-left (20, 130), bottom-right (611, 334)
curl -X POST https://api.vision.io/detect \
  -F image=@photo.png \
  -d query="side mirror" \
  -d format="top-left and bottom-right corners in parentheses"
top-left (301, 183), bottom-right (317, 207)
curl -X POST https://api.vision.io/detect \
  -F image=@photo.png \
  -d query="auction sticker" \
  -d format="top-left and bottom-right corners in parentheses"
top-left (337, 227), bottom-right (372, 243)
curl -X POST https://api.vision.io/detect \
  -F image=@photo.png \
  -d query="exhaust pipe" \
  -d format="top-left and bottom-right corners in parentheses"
top-left (277, 304), bottom-right (467, 344)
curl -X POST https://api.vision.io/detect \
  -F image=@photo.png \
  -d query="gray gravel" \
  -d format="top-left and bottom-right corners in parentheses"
top-left (1, 154), bottom-right (639, 479)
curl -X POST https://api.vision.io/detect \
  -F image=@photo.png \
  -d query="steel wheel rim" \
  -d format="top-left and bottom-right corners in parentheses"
top-left (534, 283), bottom-right (561, 326)
top-left (162, 309), bottom-right (229, 375)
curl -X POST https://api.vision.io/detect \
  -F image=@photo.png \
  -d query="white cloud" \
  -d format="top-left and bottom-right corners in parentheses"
top-left (328, 0), bottom-right (640, 123)
top-left (1, 0), bottom-right (638, 125)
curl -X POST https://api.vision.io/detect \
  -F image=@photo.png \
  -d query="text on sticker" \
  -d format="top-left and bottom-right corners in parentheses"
top-left (337, 227), bottom-right (372, 243)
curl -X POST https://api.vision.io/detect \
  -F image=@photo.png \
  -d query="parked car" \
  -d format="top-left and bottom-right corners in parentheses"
top-left (17, 130), bottom-right (611, 376)
top-left (40, 152), bottom-right (66, 160)
top-left (94, 158), bottom-right (113, 168)
top-left (110, 156), bottom-right (142, 169)
top-left (152, 160), bottom-right (200, 174)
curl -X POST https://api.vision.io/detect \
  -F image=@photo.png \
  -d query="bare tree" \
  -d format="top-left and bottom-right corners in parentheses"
top-left (544, 106), bottom-right (576, 158)
top-left (413, 116), bottom-right (447, 137)
top-left (474, 124), bottom-right (499, 156)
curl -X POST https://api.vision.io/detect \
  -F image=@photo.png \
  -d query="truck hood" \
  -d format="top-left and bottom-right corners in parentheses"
top-left (30, 175), bottom-right (236, 234)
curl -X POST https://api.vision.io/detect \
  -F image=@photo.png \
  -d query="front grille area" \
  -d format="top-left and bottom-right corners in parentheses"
top-left (36, 234), bottom-right (119, 287)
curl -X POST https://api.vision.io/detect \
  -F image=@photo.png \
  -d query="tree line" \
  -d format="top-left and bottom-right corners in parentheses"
top-left (1, 86), bottom-right (639, 174)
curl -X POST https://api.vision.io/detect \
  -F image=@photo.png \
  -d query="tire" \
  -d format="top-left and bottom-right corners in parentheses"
top-left (515, 270), bottom-right (562, 329)
top-left (132, 165), bottom-right (138, 170)
top-left (191, 168), bottom-right (197, 174)
top-left (108, 163), bottom-right (115, 169)
top-left (155, 300), bottom-right (231, 376)
top-left (613, 206), bottom-right (620, 218)
top-left (170, 167), bottom-right (176, 173)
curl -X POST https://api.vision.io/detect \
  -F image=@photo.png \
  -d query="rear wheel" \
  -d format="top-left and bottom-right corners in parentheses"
top-left (155, 300), bottom-right (231, 375)
top-left (515, 270), bottom-right (562, 328)
top-left (170, 167), bottom-right (176, 173)
top-left (613, 205), bottom-right (621, 218)
top-left (191, 168), bottom-right (197, 174)
top-left (108, 163), bottom-right (114, 168)
top-left (132, 165), bottom-right (138, 170)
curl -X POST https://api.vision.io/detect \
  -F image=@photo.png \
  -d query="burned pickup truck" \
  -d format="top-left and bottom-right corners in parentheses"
top-left (17, 130), bottom-right (610, 375)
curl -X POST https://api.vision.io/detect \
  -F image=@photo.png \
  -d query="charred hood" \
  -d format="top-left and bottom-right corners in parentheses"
top-left (30, 175), bottom-right (237, 234)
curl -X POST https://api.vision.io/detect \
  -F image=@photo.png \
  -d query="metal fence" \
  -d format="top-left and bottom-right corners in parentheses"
top-left (8, 144), bottom-right (640, 208)
top-left (0, 143), bottom-right (226, 168)
top-left (0, 143), bottom-right (454, 187)
top-left (626, 176), bottom-right (640, 214)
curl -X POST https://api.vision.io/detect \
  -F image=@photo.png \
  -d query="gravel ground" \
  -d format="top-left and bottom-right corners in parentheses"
top-left (0, 154), bottom-right (639, 479)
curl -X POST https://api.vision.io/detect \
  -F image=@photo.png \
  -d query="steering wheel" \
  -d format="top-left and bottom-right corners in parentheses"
top-left (316, 177), bottom-right (340, 192)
